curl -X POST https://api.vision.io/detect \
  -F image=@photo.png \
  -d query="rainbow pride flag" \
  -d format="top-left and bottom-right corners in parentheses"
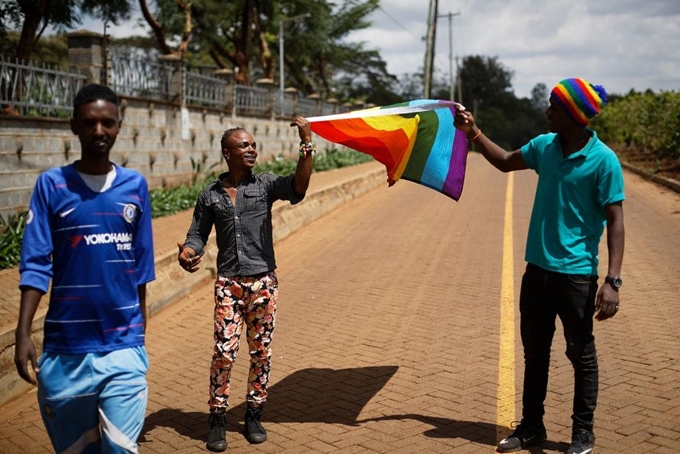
top-left (308, 99), bottom-right (469, 200)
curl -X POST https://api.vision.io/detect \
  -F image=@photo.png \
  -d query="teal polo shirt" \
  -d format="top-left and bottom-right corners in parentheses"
top-left (520, 131), bottom-right (625, 275)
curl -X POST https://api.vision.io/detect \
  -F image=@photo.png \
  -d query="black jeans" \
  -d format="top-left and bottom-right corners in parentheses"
top-left (519, 263), bottom-right (599, 433)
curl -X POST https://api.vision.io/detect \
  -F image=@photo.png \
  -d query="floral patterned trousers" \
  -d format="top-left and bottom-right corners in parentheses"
top-left (209, 272), bottom-right (278, 413)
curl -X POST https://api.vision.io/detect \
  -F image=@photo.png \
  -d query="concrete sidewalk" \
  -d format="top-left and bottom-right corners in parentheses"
top-left (0, 161), bottom-right (386, 408)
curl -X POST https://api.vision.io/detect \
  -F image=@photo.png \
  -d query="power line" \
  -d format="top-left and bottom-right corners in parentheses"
top-left (376, 6), bottom-right (421, 41)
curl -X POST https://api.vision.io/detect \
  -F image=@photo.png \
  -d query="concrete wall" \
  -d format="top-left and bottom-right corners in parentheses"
top-left (0, 99), bottom-right (340, 218)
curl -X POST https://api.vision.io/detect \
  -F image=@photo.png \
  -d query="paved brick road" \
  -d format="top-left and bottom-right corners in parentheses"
top-left (1, 154), bottom-right (679, 453)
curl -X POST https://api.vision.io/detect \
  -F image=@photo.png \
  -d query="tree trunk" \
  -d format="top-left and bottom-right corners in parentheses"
top-left (138, 0), bottom-right (174, 56)
top-left (14, 0), bottom-right (49, 63)
top-left (176, 0), bottom-right (193, 55)
top-left (233, 0), bottom-right (255, 84)
top-left (253, 10), bottom-right (273, 80)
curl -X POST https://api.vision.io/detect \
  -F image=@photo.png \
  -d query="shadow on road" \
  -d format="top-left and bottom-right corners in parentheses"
top-left (141, 365), bottom-right (397, 443)
top-left (356, 414), bottom-right (569, 450)
top-left (141, 365), bottom-right (568, 450)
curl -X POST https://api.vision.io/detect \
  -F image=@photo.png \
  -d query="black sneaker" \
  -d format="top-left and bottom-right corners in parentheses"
top-left (206, 412), bottom-right (227, 452)
top-left (497, 422), bottom-right (547, 452)
top-left (566, 429), bottom-right (595, 454)
top-left (244, 405), bottom-right (267, 444)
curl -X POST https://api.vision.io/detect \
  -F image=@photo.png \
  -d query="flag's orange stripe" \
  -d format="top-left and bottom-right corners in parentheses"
top-left (363, 115), bottom-right (419, 181)
top-left (311, 118), bottom-right (414, 177)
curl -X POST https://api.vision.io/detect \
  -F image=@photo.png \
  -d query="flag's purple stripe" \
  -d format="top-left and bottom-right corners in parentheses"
top-left (442, 128), bottom-right (469, 200)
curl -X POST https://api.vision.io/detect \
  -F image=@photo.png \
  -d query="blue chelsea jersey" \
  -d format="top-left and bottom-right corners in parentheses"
top-left (19, 164), bottom-right (156, 354)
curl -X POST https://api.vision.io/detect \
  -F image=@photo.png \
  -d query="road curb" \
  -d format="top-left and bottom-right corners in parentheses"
top-left (621, 161), bottom-right (680, 194)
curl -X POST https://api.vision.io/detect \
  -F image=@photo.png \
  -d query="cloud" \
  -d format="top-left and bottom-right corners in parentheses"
top-left (360, 0), bottom-right (680, 97)
top-left (76, 0), bottom-right (680, 99)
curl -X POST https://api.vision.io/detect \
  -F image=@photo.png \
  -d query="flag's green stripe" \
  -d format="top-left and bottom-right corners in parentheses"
top-left (402, 110), bottom-right (438, 180)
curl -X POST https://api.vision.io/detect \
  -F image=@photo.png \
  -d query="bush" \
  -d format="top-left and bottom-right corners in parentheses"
top-left (593, 91), bottom-right (680, 162)
top-left (150, 184), bottom-right (204, 218)
top-left (0, 211), bottom-right (27, 270)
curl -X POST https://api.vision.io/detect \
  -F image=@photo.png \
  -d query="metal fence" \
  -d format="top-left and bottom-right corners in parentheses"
top-left (234, 83), bottom-right (271, 117)
top-left (110, 56), bottom-right (176, 101)
top-left (297, 96), bottom-right (320, 117)
top-left (0, 55), bottom-right (86, 117)
top-left (1, 54), bottom-right (348, 119)
top-left (185, 70), bottom-right (230, 109)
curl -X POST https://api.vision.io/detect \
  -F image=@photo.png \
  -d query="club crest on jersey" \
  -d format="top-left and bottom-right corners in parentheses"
top-left (43, 403), bottom-right (56, 418)
top-left (123, 204), bottom-right (137, 223)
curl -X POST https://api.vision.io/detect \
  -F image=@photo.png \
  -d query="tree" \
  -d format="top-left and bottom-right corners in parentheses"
top-left (5, 0), bottom-right (398, 102)
top-left (138, 0), bottom-right (396, 97)
top-left (394, 72), bottom-right (425, 101)
top-left (458, 55), bottom-right (515, 111)
top-left (530, 82), bottom-right (549, 111)
top-left (140, 0), bottom-right (260, 83)
top-left (109, 34), bottom-right (160, 60)
top-left (139, 0), bottom-right (194, 57)
top-left (81, 0), bottom-right (133, 25)
top-left (7, 0), bottom-right (132, 62)
top-left (429, 67), bottom-right (455, 101)
top-left (273, 0), bottom-right (396, 101)
top-left (0, 30), bottom-right (69, 66)
top-left (0, 1), bottom-right (22, 39)
top-left (456, 55), bottom-right (545, 149)
top-left (206, 0), bottom-right (258, 83)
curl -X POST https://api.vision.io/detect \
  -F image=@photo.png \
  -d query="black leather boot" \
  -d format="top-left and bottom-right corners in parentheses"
top-left (244, 405), bottom-right (267, 444)
top-left (206, 412), bottom-right (227, 452)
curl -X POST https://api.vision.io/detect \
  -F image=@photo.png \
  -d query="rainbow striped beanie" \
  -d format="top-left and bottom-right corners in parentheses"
top-left (550, 78), bottom-right (608, 126)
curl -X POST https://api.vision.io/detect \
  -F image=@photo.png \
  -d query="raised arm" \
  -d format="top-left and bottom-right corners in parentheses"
top-left (291, 116), bottom-right (314, 195)
top-left (453, 107), bottom-right (528, 173)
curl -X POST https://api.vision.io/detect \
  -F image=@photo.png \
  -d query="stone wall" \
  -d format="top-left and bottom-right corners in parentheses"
top-left (0, 99), bottom-right (340, 218)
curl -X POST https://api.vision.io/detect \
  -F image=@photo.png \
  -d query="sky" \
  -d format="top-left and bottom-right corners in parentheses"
top-left (96, 0), bottom-right (680, 99)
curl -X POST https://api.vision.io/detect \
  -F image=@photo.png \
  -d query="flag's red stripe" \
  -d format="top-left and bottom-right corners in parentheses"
top-left (312, 119), bottom-right (412, 173)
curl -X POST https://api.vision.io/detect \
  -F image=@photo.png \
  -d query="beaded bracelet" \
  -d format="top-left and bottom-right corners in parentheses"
top-left (299, 141), bottom-right (316, 159)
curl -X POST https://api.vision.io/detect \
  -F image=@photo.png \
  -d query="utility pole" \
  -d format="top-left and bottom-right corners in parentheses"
top-left (456, 56), bottom-right (463, 105)
top-left (423, 0), bottom-right (439, 99)
top-left (279, 13), bottom-right (311, 116)
top-left (437, 11), bottom-right (460, 102)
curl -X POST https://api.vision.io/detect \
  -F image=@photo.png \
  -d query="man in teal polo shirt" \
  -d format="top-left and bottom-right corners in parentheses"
top-left (454, 78), bottom-right (625, 454)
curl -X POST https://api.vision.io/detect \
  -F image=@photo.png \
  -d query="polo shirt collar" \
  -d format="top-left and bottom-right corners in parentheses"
top-left (553, 129), bottom-right (597, 160)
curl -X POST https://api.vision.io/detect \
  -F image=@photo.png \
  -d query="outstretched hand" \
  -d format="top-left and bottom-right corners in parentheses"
top-left (291, 116), bottom-right (312, 142)
top-left (177, 242), bottom-right (202, 273)
top-left (452, 104), bottom-right (477, 135)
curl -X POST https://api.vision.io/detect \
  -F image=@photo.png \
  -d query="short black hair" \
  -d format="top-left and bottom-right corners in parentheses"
top-left (73, 84), bottom-right (119, 119)
top-left (221, 127), bottom-right (246, 150)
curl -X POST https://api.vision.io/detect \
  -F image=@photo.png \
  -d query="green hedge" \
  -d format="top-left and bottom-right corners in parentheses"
top-left (0, 149), bottom-right (373, 270)
top-left (592, 91), bottom-right (680, 161)
top-left (0, 212), bottom-right (27, 270)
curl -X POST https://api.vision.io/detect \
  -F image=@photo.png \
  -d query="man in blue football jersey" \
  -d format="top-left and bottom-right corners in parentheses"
top-left (14, 84), bottom-right (155, 453)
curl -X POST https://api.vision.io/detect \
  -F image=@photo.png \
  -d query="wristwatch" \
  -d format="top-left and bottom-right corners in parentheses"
top-left (604, 275), bottom-right (623, 291)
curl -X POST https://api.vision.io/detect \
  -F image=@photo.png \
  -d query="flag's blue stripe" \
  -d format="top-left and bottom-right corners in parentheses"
top-left (419, 107), bottom-right (455, 190)
top-left (408, 99), bottom-right (439, 107)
